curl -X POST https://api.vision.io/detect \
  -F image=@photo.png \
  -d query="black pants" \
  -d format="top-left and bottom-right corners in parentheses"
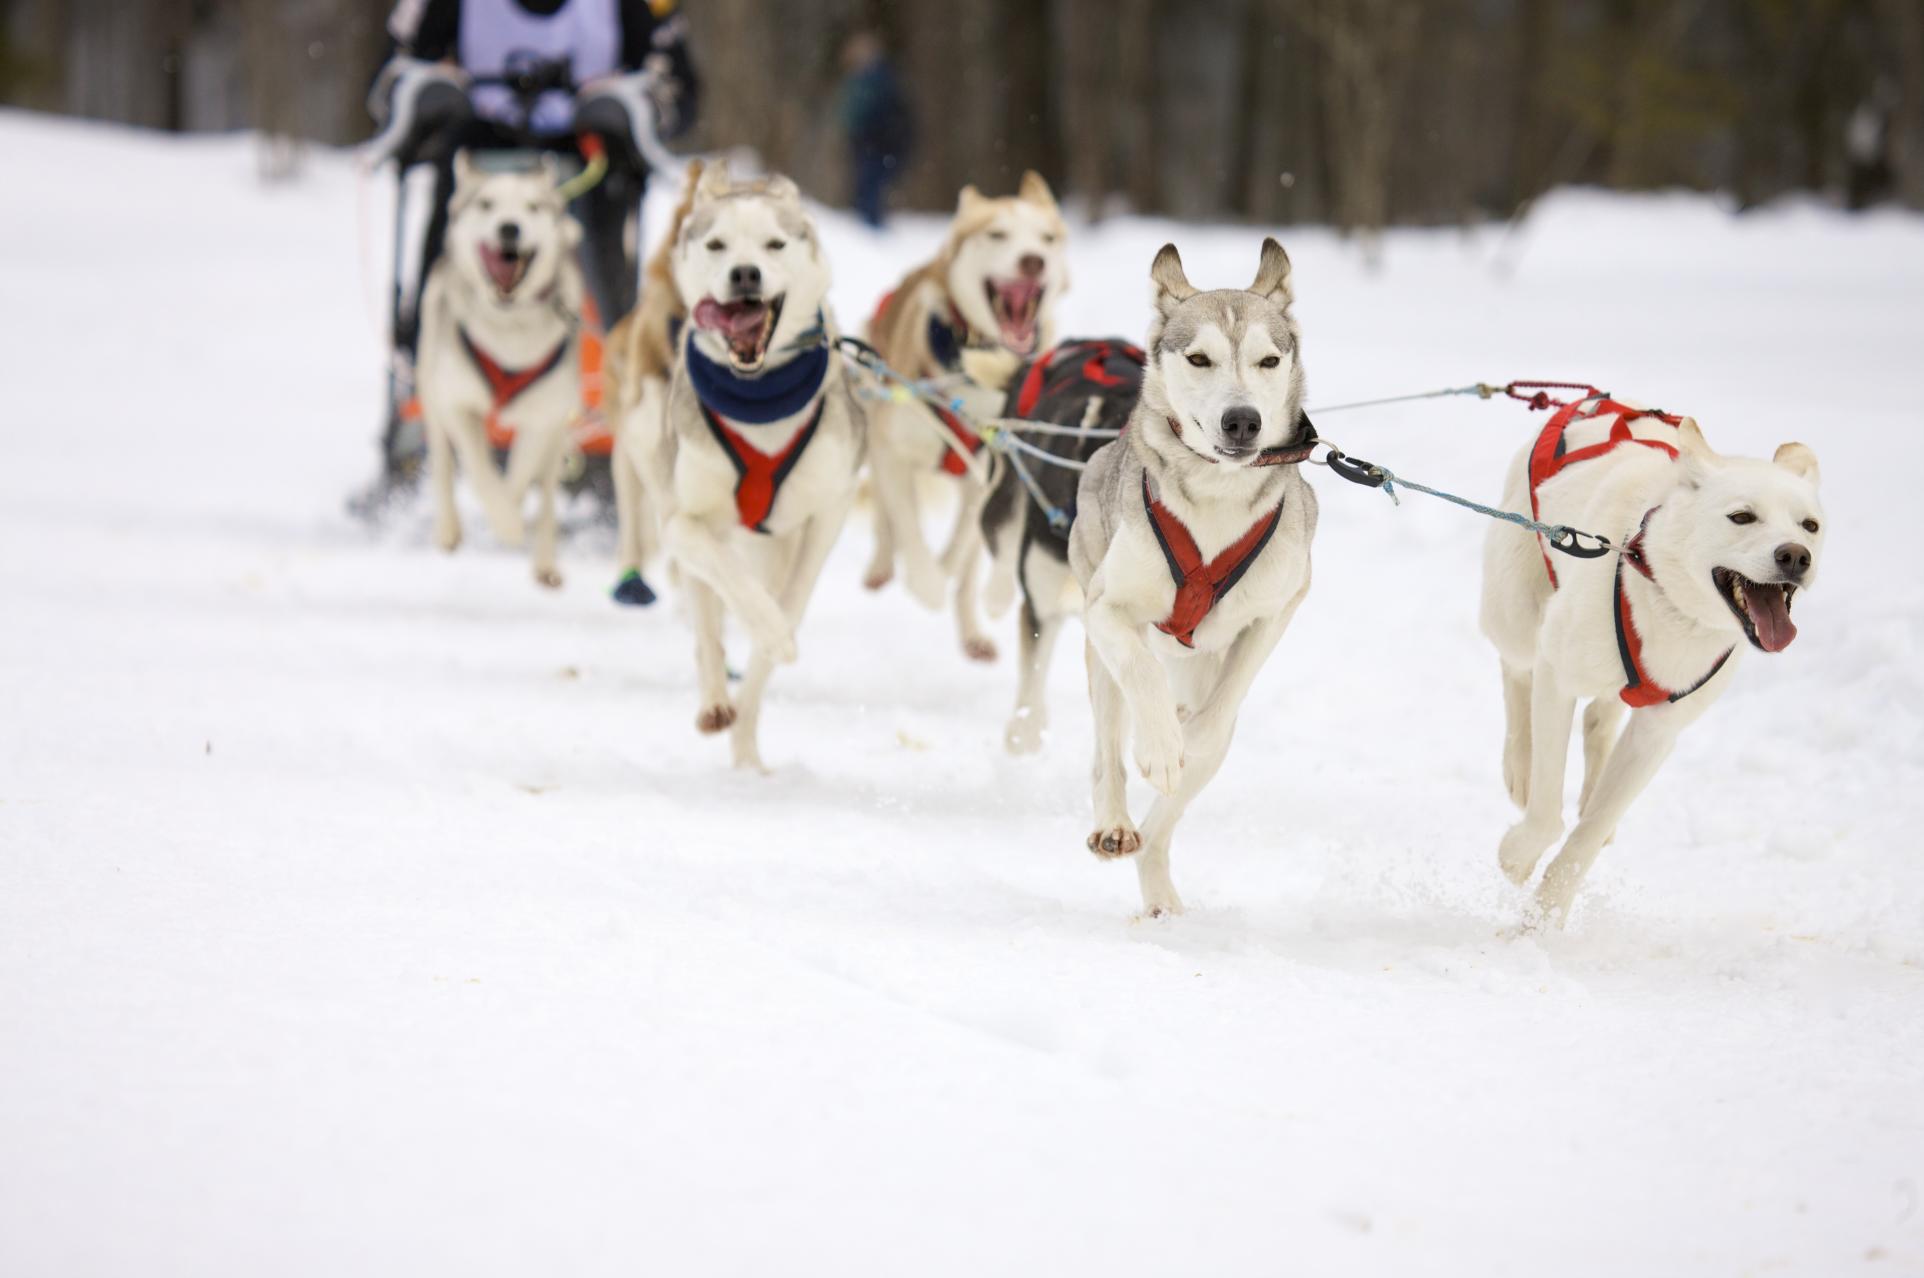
top-left (398, 105), bottom-right (648, 355)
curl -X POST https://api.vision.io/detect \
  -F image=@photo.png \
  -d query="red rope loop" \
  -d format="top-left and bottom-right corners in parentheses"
top-left (1504, 380), bottom-right (1602, 412)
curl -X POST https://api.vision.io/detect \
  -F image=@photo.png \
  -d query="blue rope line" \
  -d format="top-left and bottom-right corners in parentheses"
top-left (1338, 455), bottom-right (1617, 557)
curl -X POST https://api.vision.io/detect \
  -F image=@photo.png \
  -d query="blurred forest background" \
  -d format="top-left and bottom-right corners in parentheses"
top-left (4, 0), bottom-right (1922, 233)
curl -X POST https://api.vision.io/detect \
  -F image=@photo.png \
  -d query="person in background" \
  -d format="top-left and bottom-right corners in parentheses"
top-left (837, 30), bottom-right (911, 229)
top-left (362, 0), bottom-right (699, 492)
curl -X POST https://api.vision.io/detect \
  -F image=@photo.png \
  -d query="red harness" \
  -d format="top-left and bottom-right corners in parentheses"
top-left (459, 328), bottom-right (570, 448)
top-left (1525, 393), bottom-right (1730, 707)
top-left (699, 400), bottom-right (825, 534)
top-left (1142, 475), bottom-right (1284, 648)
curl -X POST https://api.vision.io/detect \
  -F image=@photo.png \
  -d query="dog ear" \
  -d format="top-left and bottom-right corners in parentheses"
top-left (1149, 243), bottom-right (1196, 317)
top-left (453, 149), bottom-right (481, 191)
top-left (536, 153), bottom-right (563, 187)
top-left (697, 157), bottom-right (733, 199)
top-left (1675, 418), bottom-right (1718, 462)
top-left (560, 212), bottom-right (582, 250)
top-left (1017, 171), bottom-right (1058, 212)
top-left (759, 174), bottom-right (801, 204)
top-left (956, 184), bottom-right (986, 216)
top-left (1249, 237), bottom-right (1292, 305)
top-left (1773, 441), bottom-right (1820, 484)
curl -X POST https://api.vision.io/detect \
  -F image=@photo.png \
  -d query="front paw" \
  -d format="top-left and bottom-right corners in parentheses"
top-left (1086, 824), bottom-right (1142, 859)
top-left (1132, 711), bottom-right (1184, 795)
top-left (1498, 819), bottom-right (1561, 884)
top-left (862, 559), bottom-right (893, 592)
top-left (533, 565), bottom-right (563, 590)
top-left (433, 518), bottom-right (462, 553)
top-left (696, 703), bottom-right (737, 734)
top-left (961, 634), bottom-right (997, 663)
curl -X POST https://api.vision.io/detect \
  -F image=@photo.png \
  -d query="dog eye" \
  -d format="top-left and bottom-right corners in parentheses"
top-left (765, 239), bottom-right (786, 251)
top-left (1041, 232), bottom-right (1057, 244)
top-left (1727, 511), bottom-right (1756, 525)
top-left (1801, 518), bottom-right (1820, 534)
top-left (478, 199), bottom-right (494, 213)
top-left (987, 230), bottom-right (1008, 241)
top-left (705, 238), bottom-right (725, 252)
top-left (1257, 355), bottom-right (1281, 369)
top-left (1186, 353), bottom-right (1212, 368)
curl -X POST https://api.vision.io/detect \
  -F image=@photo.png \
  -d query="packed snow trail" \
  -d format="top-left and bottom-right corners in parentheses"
top-left (2, 114), bottom-right (1922, 1275)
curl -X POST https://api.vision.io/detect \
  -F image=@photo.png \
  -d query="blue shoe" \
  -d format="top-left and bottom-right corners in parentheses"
top-left (611, 569), bottom-right (657, 607)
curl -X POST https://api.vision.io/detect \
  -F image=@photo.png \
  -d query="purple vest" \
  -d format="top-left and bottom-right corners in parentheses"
top-left (459, 0), bottom-right (619, 136)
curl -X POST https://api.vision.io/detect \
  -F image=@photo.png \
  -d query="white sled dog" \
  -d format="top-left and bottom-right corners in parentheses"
top-left (862, 174), bottom-right (1069, 660)
top-left (603, 159), bottom-right (704, 606)
top-left (656, 163), bottom-right (864, 770)
top-left (1480, 392), bottom-right (1825, 922)
top-left (417, 154), bottom-right (583, 586)
top-left (1070, 240), bottom-right (1318, 916)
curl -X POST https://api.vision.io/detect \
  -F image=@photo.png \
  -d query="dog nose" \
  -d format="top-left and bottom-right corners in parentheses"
top-left (498, 221), bottom-right (520, 244)
top-left (729, 263), bottom-right (762, 295)
top-left (1018, 253), bottom-right (1045, 279)
top-left (1774, 542), bottom-right (1811, 580)
top-left (1220, 406), bottom-right (1262, 447)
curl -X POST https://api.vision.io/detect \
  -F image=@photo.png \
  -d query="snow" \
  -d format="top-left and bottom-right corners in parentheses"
top-left (3, 110), bottom-right (1923, 1275)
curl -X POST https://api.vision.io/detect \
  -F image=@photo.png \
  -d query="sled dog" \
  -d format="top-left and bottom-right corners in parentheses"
top-left (1480, 393), bottom-right (1825, 922)
top-left (417, 154), bottom-right (583, 586)
top-left (1070, 240), bottom-right (1318, 916)
top-left (658, 163), bottom-right (864, 770)
top-left (603, 159), bottom-right (704, 606)
top-left (862, 174), bottom-right (1069, 660)
top-left (979, 338), bottom-right (1145, 753)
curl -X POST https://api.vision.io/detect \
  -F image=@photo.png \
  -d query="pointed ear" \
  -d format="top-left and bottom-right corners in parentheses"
top-left (1675, 417), bottom-right (1718, 462)
top-left (1017, 170), bottom-right (1057, 212)
top-left (760, 174), bottom-right (801, 204)
top-left (1149, 243), bottom-right (1195, 317)
top-left (1249, 237), bottom-right (1292, 305)
top-left (537, 153), bottom-right (563, 187)
top-left (956, 184), bottom-right (986, 216)
top-left (696, 157), bottom-right (732, 199)
top-left (1774, 441), bottom-right (1820, 484)
top-left (560, 213), bottom-right (582, 250)
top-left (454, 149), bottom-right (481, 189)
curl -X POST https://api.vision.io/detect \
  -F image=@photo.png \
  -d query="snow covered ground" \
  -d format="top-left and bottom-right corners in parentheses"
top-left (3, 111), bottom-right (1923, 1275)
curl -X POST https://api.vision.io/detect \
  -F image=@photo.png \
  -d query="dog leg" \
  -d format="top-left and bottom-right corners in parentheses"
top-left (685, 577), bottom-right (735, 734)
top-left (867, 433), bottom-right (945, 608)
top-left (1004, 594), bottom-right (1063, 754)
top-left (731, 503), bottom-right (850, 771)
top-left (982, 502), bottom-right (1024, 619)
top-left (1500, 661), bottom-right (1533, 810)
top-left (1084, 639), bottom-right (1140, 858)
top-left (519, 432), bottom-right (564, 589)
top-left (1536, 709), bottom-right (1682, 923)
top-left (664, 512), bottom-right (796, 664)
top-left (612, 438), bottom-right (646, 579)
top-left (1498, 661), bottom-right (1575, 885)
top-left (1085, 598), bottom-right (1184, 796)
top-left (428, 421), bottom-right (461, 552)
top-left (1579, 697), bottom-right (1626, 811)
top-left (863, 479), bottom-right (896, 591)
top-left (447, 417), bottom-right (525, 546)
top-left (949, 516), bottom-right (996, 662)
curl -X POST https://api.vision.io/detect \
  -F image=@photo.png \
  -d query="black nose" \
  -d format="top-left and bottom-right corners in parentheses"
top-left (498, 221), bottom-right (520, 245)
top-left (729, 263), bottom-right (762, 295)
top-left (1018, 253), bottom-right (1045, 279)
top-left (1774, 542), bottom-right (1811, 580)
top-left (1220, 406), bottom-right (1262, 447)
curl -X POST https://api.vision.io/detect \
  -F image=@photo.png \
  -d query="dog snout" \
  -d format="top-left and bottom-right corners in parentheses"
top-left (497, 221), bottom-right (521, 246)
top-left (1773, 542), bottom-right (1812, 580)
top-left (1018, 253), bottom-right (1045, 279)
top-left (728, 263), bottom-right (762, 296)
top-left (1219, 406), bottom-right (1262, 449)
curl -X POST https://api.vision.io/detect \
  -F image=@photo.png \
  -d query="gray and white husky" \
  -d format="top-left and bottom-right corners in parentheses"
top-left (1069, 240), bottom-right (1319, 916)
top-left (416, 155), bottom-right (583, 586)
top-left (1480, 398), bottom-right (1825, 923)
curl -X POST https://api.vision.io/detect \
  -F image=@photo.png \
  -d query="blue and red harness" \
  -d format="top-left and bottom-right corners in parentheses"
top-left (685, 338), bottom-right (831, 535)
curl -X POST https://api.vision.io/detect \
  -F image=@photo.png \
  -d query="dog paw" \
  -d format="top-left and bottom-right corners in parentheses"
top-left (1498, 820), bottom-right (1560, 885)
top-left (1139, 896), bottom-right (1185, 920)
top-left (1004, 713), bottom-right (1044, 755)
top-left (961, 635), bottom-right (997, 663)
top-left (433, 521), bottom-right (462, 553)
top-left (1086, 825), bottom-right (1142, 860)
top-left (1132, 713), bottom-right (1184, 795)
top-left (696, 703), bottom-right (737, 734)
top-left (611, 570), bottom-right (656, 607)
top-left (730, 739), bottom-right (769, 774)
top-left (862, 563), bottom-right (893, 592)
top-left (905, 560), bottom-right (947, 611)
top-left (533, 566), bottom-right (563, 590)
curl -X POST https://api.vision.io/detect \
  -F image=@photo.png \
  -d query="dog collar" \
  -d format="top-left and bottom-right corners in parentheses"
top-left (685, 331), bottom-right (831, 425)
top-left (1164, 414), bottom-right (1318, 467)
top-left (1142, 473), bottom-right (1284, 648)
top-left (1612, 505), bottom-right (1733, 708)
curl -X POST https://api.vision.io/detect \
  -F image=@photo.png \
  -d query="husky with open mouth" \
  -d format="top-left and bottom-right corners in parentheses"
top-left (1480, 393), bottom-right (1826, 923)
top-left (657, 162), bottom-right (864, 770)
top-left (1069, 240), bottom-right (1318, 917)
top-left (861, 174), bottom-right (1069, 662)
top-left (416, 154), bottom-right (582, 586)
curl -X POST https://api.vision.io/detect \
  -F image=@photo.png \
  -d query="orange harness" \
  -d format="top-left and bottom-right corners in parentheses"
top-left (1142, 475), bottom-right (1284, 649)
top-left (699, 400), bottom-right (825, 534)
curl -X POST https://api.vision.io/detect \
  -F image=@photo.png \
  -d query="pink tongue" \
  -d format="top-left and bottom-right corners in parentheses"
top-left (1745, 585), bottom-right (1798, 652)
top-left (479, 245), bottom-right (520, 293)
top-left (693, 298), bottom-right (768, 341)
top-left (998, 278), bottom-right (1042, 315)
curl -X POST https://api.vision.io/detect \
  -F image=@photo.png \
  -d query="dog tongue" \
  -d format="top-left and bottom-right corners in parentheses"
top-left (998, 277), bottom-right (1042, 311)
top-left (1746, 584), bottom-right (1798, 652)
top-left (479, 245), bottom-right (520, 294)
top-left (693, 298), bottom-right (768, 341)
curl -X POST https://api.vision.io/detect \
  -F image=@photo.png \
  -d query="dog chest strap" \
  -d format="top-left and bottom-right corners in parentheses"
top-left (459, 328), bottom-right (569, 411)
top-left (702, 398), bottom-right (826, 533)
top-left (1612, 506), bottom-right (1733, 707)
top-left (1142, 475), bottom-right (1283, 648)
